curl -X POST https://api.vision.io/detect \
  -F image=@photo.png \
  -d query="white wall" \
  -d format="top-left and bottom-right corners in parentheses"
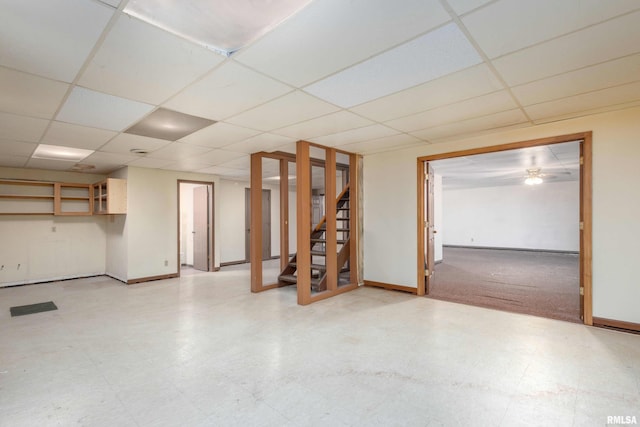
top-left (363, 106), bottom-right (640, 324)
top-left (124, 167), bottom-right (220, 281)
top-left (0, 167), bottom-right (107, 286)
top-left (219, 180), bottom-right (247, 263)
top-left (442, 181), bottom-right (579, 251)
top-left (105, 167), bottom-right (128, 282)
top-left (219, 179), bottom-right (298, 264)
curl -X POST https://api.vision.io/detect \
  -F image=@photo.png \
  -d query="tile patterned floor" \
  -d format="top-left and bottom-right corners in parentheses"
top-left (0, 267), bottom-right (638, 426)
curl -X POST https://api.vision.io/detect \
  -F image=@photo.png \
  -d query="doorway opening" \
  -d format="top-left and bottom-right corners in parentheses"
top-left (418, 133), bottom-right (592, 324)
top-left (178, 180), bottom-right (214, 274)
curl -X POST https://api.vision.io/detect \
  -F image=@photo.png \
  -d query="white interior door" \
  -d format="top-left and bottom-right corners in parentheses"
top-left (193, 186), bottom-right (209, 271)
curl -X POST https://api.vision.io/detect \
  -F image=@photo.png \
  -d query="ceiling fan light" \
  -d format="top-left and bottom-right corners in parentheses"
top-left (525, 176), bottom-right (543, 185)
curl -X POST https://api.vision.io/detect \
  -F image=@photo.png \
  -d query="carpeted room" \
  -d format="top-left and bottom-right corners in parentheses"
top-left (426, 141), bottom-right (581, 322)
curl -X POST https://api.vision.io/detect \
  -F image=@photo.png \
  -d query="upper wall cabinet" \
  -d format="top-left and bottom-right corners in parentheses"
top-left (0, 178), bottom-right (126, 216)
top-left (93, 178), bottom-right (127, 215)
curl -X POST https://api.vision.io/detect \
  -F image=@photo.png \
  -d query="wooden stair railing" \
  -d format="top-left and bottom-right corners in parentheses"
top-left (278, 183), bottom-right (351, 290)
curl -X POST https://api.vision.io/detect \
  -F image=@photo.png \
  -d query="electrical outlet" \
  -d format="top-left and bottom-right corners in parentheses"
top-left (164, 260), bottom-right (168, 266)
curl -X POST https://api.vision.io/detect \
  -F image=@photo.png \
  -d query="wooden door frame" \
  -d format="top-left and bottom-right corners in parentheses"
top-left (250, 152), bottom-right (292, 293)
top-left (177, 180), bottom-right (215, 276)
top-left (416, 132), bottom-right (593, 325)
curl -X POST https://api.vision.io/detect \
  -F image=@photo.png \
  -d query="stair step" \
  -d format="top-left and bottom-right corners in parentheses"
top-left (311, 238), bottom-right (347, 244)
top-left (279, 274), bottom-right (297, 284)
top-left (310, 250), bottom-right (326, 256)
top-left (290, 262), bottom-right (326, 271)
top-left (318, 226), bottom-right (350, 232)
top-left (278, 274), bottom-right (321, 286)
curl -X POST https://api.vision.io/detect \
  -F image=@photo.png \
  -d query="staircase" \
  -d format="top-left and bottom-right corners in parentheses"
top-left (278, 184), bottom-right (351, 291)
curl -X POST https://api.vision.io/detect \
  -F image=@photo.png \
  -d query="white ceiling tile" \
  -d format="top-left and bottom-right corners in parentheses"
top-left (512, 54), bottom-right (640, 106)
top-left (0, 140), bottom-right (36, 158)
top-left (221, 133), bottom-right (295, 154)
top-left (0, 112), bottom-right (48, 142)
top-left (123, 0), bottom-right (313, 54)
top-left (56, 87), bottom-right (155, 131)
top-left (493, 10), bottom-right (640, 86)
top-left (0, 67), bottom-right (69, 119)
top-left (161, 160), bottom-right (213, 172)
top-left (146, 142), bottom-right (211, 160)
top-left (411, 109), bottom-right (528, 141)
top-left (0, 0), bottom-right (113, 82)
top-left (305, 23), bottom-right (482, 108)
top-left (179, 122), bottom-right (261, 148)
top-left (524, 81), bottom-right (640, 121)
top-left (214, 155), bottom-right (251, 170)
top-left (197, 150), bottom-right (248, 166)
top-left (98, 0), bottom-right (121, 7)
top-left (337, 134), bottom-right (424, 155)
top-left (83, 151), bottom-right (140, 166)
top-left (84, 164), bottom-right (122, 174)
top-left (274, 142), bottom-right (297, 155)
top-left (535, 101), bottom-right (640, 125)
top-left (350, 64), bottom-right (503, 122)
top-left (127, 157), bottom-right (174, 168)
top-left (226, 91), bottom-right (339, 131)
top-left (25, 158), bottom-right (75, 171)
top-left (196, 165), bottom-right (249, 178)
top-left (386, 91), bottom-right (517, 132)
top-left (463, 0), bottom-right (640, 59)
top-left (79, 15), bottom-right (223, 105)
top-left (446, 0), bottom-right (494, 15)
top-left (311, 124), bottom-right (399, 147)
top-left (41, 121), bottom-right (117, 150)
top-left (273, 111), bottom-right (374, 139)
top-left (98, 133), bottom-right (171, 154)
top-left (0, 155), bottom-right (29, 168)
top-left (235, 0), bottom-right (451, 87)
top-left (164, 61), bottom-right (293, 120)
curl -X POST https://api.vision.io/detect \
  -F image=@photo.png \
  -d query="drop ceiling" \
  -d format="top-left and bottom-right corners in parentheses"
top-left (431, 141), bottom-right (580, 189)
top-left (1, 0), bottom-right (639, 181)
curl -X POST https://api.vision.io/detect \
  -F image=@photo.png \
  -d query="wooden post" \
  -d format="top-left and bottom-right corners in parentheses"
top-left (279, 159), bottom-right (289, 272)
top-left (296, 141), bottom-right (312, 304)
top-left (349, 152), bottom-right (358, 285)
top-left (250, 153), bottom-right (262, 293)
top-left (326, 148), bottom-right (337, 291)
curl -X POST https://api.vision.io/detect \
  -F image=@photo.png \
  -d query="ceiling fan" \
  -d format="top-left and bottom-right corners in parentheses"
top-left (523, 167), bottom-right (573, 185)
top-left (524, 168), bottom-right (544, 185)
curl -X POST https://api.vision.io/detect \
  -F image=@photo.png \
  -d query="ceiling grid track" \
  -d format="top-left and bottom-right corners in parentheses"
top-left (439, 0), bottom-right (534, 125)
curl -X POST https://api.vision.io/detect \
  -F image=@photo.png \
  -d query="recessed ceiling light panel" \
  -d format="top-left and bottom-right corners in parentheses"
top-left (124, 108), bottom-right (216, 141)
top-left (124, 0), bottom-right (313, 55)
top-left (32, 144), bottom-right (94, 161)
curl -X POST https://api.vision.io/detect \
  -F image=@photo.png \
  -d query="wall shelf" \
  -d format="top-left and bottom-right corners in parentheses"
top-left (55, 183), bottom-right (93, 216)
top-left (0, 180), bottom-right (55, 215)
top-left (0, 178), bottom-right (126, 216)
